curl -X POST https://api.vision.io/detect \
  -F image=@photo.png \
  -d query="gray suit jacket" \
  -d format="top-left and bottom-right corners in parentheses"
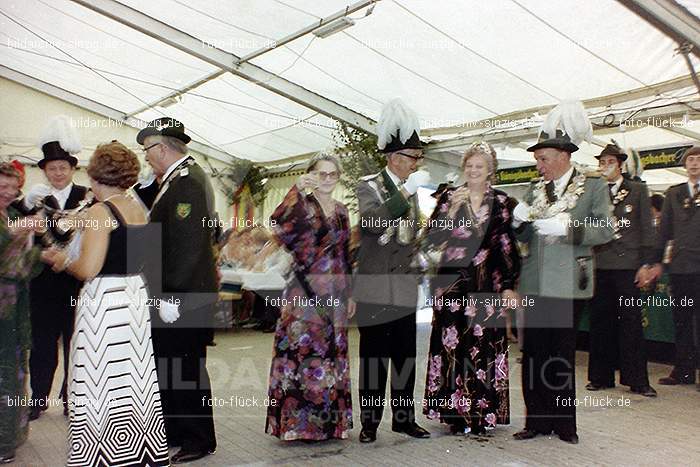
top-left (352, 169), bottom-right (421, 308)
top-left (516, 169), bottom-right (615, 299)
top-left (594, 178), bottom-right (655, 270)
top-left (654, 182), bottom-right (700, 274)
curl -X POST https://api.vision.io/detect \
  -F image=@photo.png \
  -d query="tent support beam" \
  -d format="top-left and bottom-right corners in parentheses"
top-left (616, 0), bottom-right (700, 59)
top-left (424, 74), bottom-right (699, 137)
top-left (70, 0), bottom-right (376, 134)
top-left (0, 65), bottom-right (235, 164)
top-left (126, 0), bottom-right (376, 118)
top-left (427, 100), bottom-right (700, 152)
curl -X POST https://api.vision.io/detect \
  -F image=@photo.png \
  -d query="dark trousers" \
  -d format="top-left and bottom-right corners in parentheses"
top-left (358, 303), bottom-right (417, 430)
top-left (153, 331), bottom-right (217, 452)
top-left (29, 291), bottom-right (75, 408)
top-left (669, 273), bottom-right (700, 381)
top-left (521, 297), bottom-right (583, 437)
top-left (588, 269), bottom-right (649, 387)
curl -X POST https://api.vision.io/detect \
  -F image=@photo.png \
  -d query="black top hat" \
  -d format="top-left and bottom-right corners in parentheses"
top-left (38, 141), bottom-right (78, 169)
top-left (526, 129), bottom-right (579, 153)
top-left (136, 117), bottom-right (191, 145)
top-left (595, 143), bottom-right (628, 161)
top-left (380, 130), bottom-right (423, 154)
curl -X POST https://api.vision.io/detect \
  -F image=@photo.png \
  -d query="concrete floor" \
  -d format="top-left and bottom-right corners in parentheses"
top-left (14, 323), bottom-right (700, 466)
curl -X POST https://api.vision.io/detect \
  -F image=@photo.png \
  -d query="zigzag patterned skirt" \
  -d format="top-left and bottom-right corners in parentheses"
top-left (67, 274), bottom-right (169, 467)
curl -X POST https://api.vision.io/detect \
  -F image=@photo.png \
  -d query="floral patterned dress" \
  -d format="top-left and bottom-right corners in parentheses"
top-left (266, 186), bottom-right (353, 441)
top-left (422, 187), bottom-right (520, 433)
top-left (0, 207), bottom-right (41, 458)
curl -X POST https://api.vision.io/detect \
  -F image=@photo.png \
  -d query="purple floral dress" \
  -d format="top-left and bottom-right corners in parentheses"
top-left (266, 186), bottom-right (353, 441)
top-left (423, 187), bottom-right (520, 433)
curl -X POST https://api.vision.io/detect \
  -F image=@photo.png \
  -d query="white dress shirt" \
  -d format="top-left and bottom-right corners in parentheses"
top-left (552, 166), bottom-right (574, 198)
top-left (51, 182), bottom-right (74, 210)
top-left (609, 176), bottom-right (623, 196)
top-left (162, 155), bottom-right (190, 182)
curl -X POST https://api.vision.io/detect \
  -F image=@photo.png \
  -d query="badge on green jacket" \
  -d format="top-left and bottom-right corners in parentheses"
top-left (176, 203), bottom-right (191, 219)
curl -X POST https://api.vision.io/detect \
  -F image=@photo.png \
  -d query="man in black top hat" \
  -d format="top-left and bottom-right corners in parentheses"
top-left (137, 118), bottom-right (219, 464)
top-left (650, 146), bottom-right (700, 389)
top-left (25, 116), bottom-right (89, 420)
top-left (586, 143), bottom-right (657, 397)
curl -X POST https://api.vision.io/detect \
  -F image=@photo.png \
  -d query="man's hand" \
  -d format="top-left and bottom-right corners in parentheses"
top-left (23, 184), bottom-right (52, 209)
top-left (533, 213), bottom-right (570, 237)
top-left (512, 202), bottom-right (532, 226)
top-left (158, 299), bottom-right (180, 324)
top-left (402, 170), bottom-right (431, 196)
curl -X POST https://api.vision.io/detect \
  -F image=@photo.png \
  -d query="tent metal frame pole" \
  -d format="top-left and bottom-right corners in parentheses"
top-left (126, 0), bottom-right (377, 118)
top-left (616, 0), bottom-right (700, 59)
top-left (0, 64), bottom-right (235, 164)
top-left (426, 100), bottom-right (700, 153)
top-left (424, 74), bottom-right (699, 137)
top-left (69, 0), bottom-right (376, 134)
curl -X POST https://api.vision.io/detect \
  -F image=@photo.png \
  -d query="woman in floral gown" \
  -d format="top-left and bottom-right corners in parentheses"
top-left (266, 154), bottom-right (353, 441)
top-left (423, 143), bottom-right (521, 435)
top-left (0, 162), bottom-right (42, 463)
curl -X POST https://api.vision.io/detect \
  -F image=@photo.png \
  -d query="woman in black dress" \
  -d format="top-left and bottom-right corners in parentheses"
top-left (423, 143), bottom-right (521, 435)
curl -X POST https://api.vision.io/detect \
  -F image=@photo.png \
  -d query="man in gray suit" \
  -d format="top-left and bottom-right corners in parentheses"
top-left (586, 143), bottom-right (657, 397)
top-left (651, 146), bottom-right (700, 388)
top-left (511, 130), bottom-right (615, 444)
top-left (354, 100), bottom-right (431, 443)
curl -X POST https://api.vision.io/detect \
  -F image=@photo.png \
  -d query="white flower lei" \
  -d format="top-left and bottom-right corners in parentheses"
top-left (528, 163), bottom-right (588, 220)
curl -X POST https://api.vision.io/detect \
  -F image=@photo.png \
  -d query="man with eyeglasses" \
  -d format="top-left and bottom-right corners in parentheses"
top-left (354, 99), bottom-right (431, 443)
top-left (136, 118), bottom-right (219, 464)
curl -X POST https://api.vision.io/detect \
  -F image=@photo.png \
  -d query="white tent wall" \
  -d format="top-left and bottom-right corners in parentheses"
top-left (0, 76), bottom-right (234, 222)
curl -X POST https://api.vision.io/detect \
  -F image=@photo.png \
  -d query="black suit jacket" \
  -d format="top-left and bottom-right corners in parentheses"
top-left (654, 182), bottom-right (700, 274)
top-left (594, 178), bottom-right (655, 270)
top-left (30, 184), bottom-right (89, 301)
top-left (148, 158), bottom-right (218, 345)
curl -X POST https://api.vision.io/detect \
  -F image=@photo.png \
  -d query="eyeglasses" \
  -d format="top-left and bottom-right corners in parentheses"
top-left (311, 170), bottom-right (340, 180)
top-left (397, 151), bottom-right (425, 162)
top-left (142, 142), bottom-right (161, 154)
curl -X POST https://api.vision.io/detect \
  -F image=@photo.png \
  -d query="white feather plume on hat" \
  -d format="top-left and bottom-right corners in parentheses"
top-left (540, 100), bottom-right (592, 145)
top-left (376, 98), bottom-right (420, 150)
top-left (37, 115), bottom-right (82, 154)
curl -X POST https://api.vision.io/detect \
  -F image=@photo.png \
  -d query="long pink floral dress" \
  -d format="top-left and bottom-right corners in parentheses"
top-left (423, 187), bottom-right (520, 433)
top-left (265, 186), bottom-right (353, 441)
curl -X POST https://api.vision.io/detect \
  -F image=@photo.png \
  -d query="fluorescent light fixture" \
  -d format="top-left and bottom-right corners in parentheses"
top-left (313, 17), bottom-right (356, 38)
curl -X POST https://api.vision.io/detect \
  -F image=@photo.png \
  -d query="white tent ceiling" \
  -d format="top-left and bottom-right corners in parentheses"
top-left (1, 0), bottom-right (700, 178)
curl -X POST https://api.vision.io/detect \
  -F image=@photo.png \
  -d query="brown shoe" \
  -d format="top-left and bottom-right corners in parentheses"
top-left (658, 375), bottom-right (694, 385)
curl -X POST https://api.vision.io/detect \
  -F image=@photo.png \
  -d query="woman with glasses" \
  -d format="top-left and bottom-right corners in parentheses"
top-left (265, 153), bottom-right (354, 441)
top-left (422, 143), bottom-right (521, 436)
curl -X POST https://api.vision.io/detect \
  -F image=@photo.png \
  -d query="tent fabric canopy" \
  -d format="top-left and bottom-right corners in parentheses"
top-left (1, 0), bottom-right (700, 180)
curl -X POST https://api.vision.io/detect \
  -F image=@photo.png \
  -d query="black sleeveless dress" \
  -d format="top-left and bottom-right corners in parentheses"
top-left (67, 201), bottom-right (169, 466)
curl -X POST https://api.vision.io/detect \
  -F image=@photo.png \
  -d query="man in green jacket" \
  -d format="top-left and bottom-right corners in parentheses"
top-left (511, 130), bottom-right (614, 444)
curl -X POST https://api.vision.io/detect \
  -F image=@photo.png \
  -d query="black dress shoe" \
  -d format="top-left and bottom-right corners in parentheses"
top-left (513, 429), bottom-right (538, 440)
top-left (0, 452), bottom-right (15, 464)
top-left (558, 433), bottom-right (579, 444)
top-left (392, 423), bottom-right (430, 438)
top-left (29, 406), bottom-right (42, 421)
top-left (171, 449), bottom-right (215, 464)
top-left (630, 385), bottom-right (658, 397)
top-left (585, 382), bottom-right (613, 391)
top-left (359, 429), bottom-right (376, 443)
top-left (658, 374), bottom-right (695, 385)
top-left (559, 433), bottom-right (578, 444)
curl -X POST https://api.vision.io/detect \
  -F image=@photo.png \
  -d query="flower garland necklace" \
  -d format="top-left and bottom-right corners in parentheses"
top-left (528, 163), bottom-right (587, 220)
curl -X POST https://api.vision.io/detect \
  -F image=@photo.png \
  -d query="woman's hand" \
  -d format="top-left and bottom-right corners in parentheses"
top-left (447, 187), bottom-right (469, 218)
top-left (347, 298), bottom-right (356, 319)
top-left (502, 289), bottom-right (520, 309)
top-left (41, 247), bottom-right (68, 272)
top-left (296, 172), bottom-right (320, 191)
